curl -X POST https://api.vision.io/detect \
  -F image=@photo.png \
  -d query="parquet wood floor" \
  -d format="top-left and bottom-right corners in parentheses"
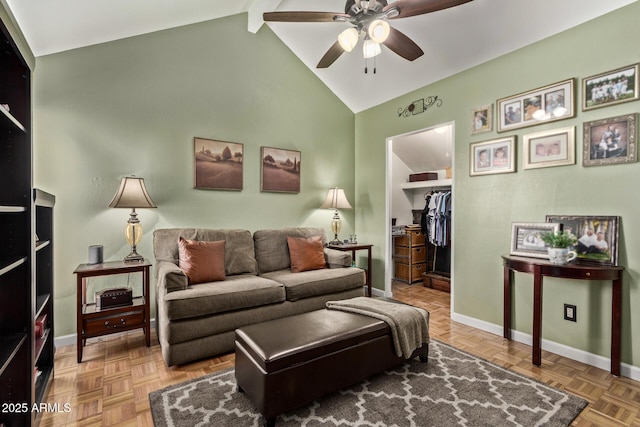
top-left (40, 283), bottom-right (640, 426)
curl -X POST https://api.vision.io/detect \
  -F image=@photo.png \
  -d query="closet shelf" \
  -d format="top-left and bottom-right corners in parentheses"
top-left (401, 178), bottom-right (452, 190)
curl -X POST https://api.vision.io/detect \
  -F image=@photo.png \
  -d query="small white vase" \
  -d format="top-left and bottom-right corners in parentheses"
top-left (548, 247), bottom-right (577, 265)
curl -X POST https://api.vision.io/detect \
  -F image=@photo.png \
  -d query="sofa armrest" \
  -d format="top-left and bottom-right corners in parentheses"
top-left (156, 261), bottom-right (188, 293)
top-left (324, 248), bottom-right (352, 268)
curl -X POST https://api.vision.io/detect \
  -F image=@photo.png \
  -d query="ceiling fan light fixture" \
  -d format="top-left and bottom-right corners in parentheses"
top-left (338, 27), bottom-right (359, 52)
top-left (368, 19), bottom-right (390, 43)
top-left (363, 39), bottom-right (381, 58)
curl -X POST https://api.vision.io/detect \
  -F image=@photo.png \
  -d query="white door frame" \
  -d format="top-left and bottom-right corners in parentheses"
top-left (384, 123), bottom-right (455, 313)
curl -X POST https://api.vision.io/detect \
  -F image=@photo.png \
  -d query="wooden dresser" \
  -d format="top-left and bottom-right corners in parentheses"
top-left (393, 225), bottom-right (426, 284)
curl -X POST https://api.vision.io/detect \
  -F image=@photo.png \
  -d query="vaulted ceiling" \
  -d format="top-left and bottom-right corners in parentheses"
top-left (4, 0), bottom-right (636, 112)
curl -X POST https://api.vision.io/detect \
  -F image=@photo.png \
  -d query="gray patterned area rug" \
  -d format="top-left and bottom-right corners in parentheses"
top-left (149, 340), bottom-right (587, 426)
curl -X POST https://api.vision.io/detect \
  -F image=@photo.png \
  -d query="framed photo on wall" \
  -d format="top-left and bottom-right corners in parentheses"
top-left (497, 79), bottom-right (575, 132)
top-left (510, 222), bottom-right (561, 259)
top-left (582, 63), bottom-right (639, 111)
top-left (546, 215), bottom-right (620, 266)
top-left (471, 104), bottom-right (492, 135)
top-left (194, 137), bottom-right (243, 190)
top-left (469, 136), bottom-right (515, 176)
top-left (260, 147), bottom-right (301, 193)
top-left (583, 113), bottom-right (637, 167)
top-left (523, 126), bottom-right (575, 170)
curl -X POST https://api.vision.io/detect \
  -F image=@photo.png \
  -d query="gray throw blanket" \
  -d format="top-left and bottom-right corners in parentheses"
top-left (326, 297), bottom-right (429, 358)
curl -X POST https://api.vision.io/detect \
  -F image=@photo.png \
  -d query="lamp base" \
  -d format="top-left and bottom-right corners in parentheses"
top-left (329, 239), bottom-right (344, 245)
top-left (124, 249), bottom-right (144, 262)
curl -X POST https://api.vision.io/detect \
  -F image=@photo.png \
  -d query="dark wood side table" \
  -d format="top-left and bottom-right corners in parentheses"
top-left (74, 259), bottom-right (152, 363)
top-left (328, 243), bottom-right (373, 297)
top-left (502, 254), bottom-right (624, 376)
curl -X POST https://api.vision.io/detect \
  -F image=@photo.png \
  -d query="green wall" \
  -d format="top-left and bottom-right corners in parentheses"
top-left (32, 14), bottom-right (356, 337)
top-left (355, 2), bottom-right (640, 370)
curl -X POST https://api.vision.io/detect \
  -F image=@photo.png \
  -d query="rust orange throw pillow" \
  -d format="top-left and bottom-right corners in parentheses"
top-left (287, 236), bottom-right (326, 273)
top-left (178, 238), bottom-right (225, 284)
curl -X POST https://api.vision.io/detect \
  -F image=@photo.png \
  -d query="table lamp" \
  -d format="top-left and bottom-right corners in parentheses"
top-left (108, 176), bottom-right (157, 262)
top-left (320, 187), bottom-right (352, 245)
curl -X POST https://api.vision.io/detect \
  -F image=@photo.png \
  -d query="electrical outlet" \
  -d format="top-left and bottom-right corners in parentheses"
top-left (564, 304), bottom-right (577, 322)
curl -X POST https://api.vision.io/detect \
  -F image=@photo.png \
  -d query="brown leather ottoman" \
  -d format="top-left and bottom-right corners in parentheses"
top-left (234, 308), bottom-right (429, 427)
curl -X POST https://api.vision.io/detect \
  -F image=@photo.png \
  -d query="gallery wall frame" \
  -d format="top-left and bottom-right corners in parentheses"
top-left (510, 222), bottom-right (561, 259)
top-left (469, 136), bottom-right (516, 176)
top-left (583, 113), bottom-right (637, 167)
top-left (523, 126), bottom-right (575, 170)
top-left (260, 146), bottom-right (301, 193)
top-left (497, 79), bottom-right (575, 132)
top-left (546, 215), bottom-right (620, 266)
top-left (471, 104), bottom-right (493, 135)
top-left (582, 63), bottom-right (639, 111)
top-left (194, 137), bottom-right (243, 191)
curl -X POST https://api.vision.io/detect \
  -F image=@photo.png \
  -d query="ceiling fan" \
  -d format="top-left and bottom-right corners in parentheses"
top-left (263, 0), bottom-right (474, 69)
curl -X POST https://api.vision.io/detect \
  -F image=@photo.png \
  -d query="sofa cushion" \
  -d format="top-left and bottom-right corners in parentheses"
top-left (254, 228), bottom-right (327, 274)
top-left (287, 236), bottom-right (325, 273)
top-left (154, 228), bottom-right (258, 275)
top-left (261, 267), bottom-right (365, 301)
top-left (163, 274), bottom-right (286, 321)
top-left (178, 238), bottom-right (225, 284)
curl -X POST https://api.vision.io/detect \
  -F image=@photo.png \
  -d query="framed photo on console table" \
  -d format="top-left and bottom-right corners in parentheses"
top-left (510, 222), bottom-right (560, 259)
top-left (497, 79), bottom-right (575, 132)
top-left (545, 215), bottom-right (620, 266)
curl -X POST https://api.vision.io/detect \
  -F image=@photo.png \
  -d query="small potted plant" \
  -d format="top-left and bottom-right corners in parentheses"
top-left (540, 231), bottom-right (578, 265)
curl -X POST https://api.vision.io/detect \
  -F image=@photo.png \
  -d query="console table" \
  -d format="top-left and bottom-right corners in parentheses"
top-left (502, 255), bottom-right (623, 376)
top-left (74, 259), bottom-right (152, 363)
top-left (328, 243), bottom-right (373, 297)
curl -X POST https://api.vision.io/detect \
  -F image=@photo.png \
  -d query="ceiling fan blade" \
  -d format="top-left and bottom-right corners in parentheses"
top-left (383, 26), bottom-right (424, 61)
top-left (263, 11), bottom-right (349, 23)
top-left (384, 0), bottom-right (473, 19)
top-left (317, 40), bottom-right (345, 68)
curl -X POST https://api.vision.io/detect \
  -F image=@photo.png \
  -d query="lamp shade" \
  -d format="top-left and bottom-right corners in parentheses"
top-left (320, 188), bottom-right (352, 210)
top-left (362, 39), bottom-right (382, 59)
top-left (368, 19), bottom-right (390, 43)
top-left (338, 28), bottom-right (359, 52)
top-left (108, 176), bottom-right (157, 209)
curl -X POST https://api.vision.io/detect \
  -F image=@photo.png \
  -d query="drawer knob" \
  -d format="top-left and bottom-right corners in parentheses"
top-left (586, 272), bottom-right (591, 277)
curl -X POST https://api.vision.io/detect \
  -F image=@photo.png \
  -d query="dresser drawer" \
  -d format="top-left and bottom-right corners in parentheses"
top-left (394, 261), bottom-right (425, 284)
top-left (84, 310), bottom-right (144, 337)
top-left (394, 229), bottom-right (425, 247)
top-left (394, 245), bottom-right (427, 263)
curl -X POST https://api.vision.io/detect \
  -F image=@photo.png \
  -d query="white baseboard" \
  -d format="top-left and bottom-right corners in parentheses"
top-left (54, 318), bottom-right (157, 349)
top-left (451, 312), bottom-right (640, 381)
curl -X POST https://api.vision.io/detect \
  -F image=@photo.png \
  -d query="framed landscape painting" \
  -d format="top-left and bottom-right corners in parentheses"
top-left (261, 147), bottom-right (301, 193)
top-left (194, 137), bottom-right (243, 190)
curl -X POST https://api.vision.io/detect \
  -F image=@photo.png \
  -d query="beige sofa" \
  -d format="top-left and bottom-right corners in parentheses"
top-left (153, 227), bottom-right (365, 366)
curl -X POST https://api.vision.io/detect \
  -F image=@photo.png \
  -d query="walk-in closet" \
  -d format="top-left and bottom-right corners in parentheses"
top-left (386, 123), bottom-right (454, 299)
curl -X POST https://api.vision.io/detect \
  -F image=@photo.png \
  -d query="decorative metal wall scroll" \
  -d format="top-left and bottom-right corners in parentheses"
top-left (398, 96), bottom-right (442, 118)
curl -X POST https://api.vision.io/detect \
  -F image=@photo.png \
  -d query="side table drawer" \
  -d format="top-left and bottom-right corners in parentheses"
top-left (84, 311), bottom-right (144, 336)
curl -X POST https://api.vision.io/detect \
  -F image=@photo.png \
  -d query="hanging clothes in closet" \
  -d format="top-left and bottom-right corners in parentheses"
top-left (421, 190), bottom-right (451, 247)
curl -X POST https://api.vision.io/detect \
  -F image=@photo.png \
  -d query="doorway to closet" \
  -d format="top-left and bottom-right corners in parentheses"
top-left (385, 122), bottom-right (454, 302)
